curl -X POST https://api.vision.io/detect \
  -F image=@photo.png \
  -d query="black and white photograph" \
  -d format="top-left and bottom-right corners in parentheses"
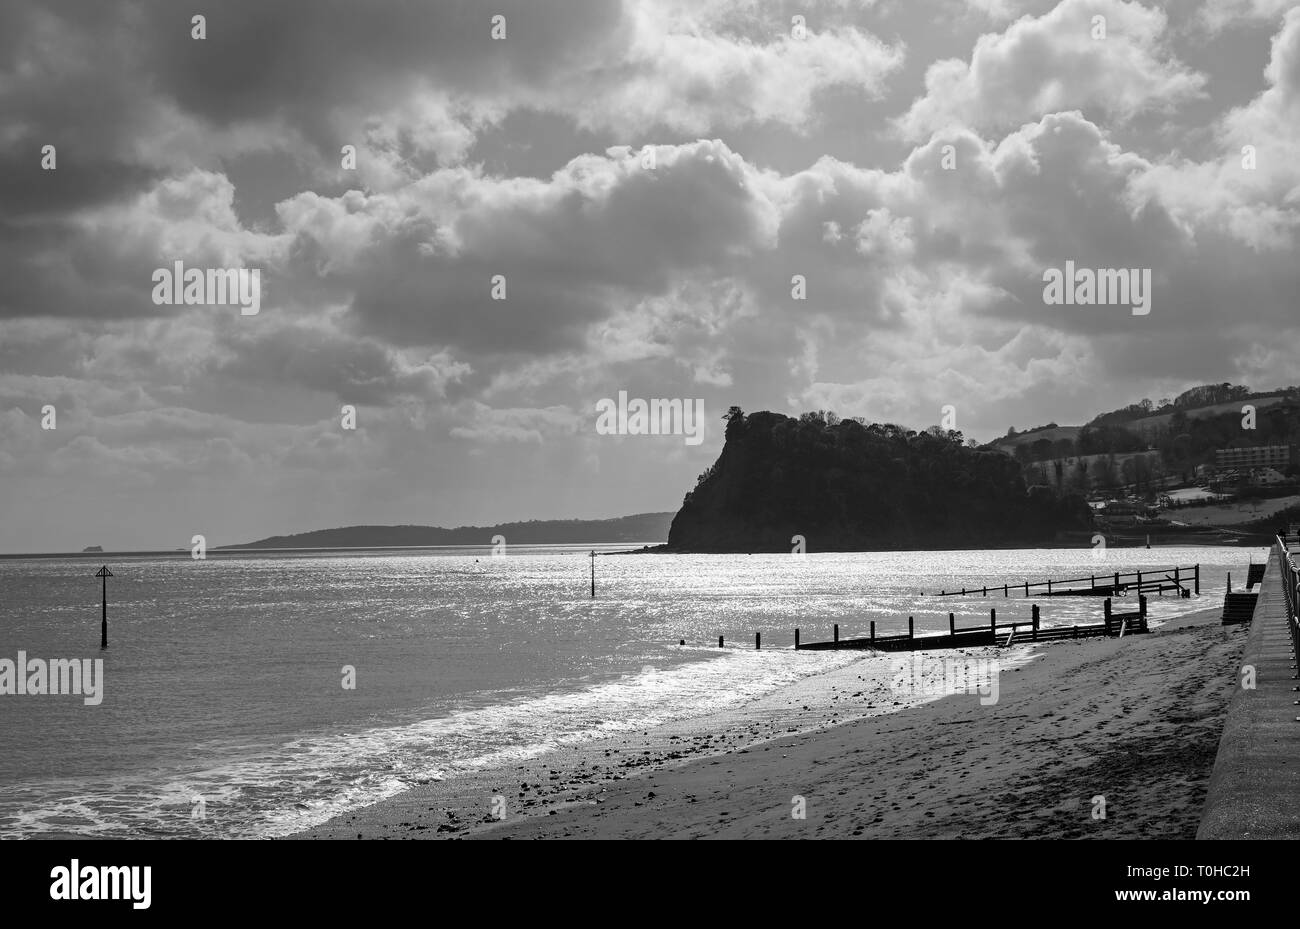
top-left (1, 0), bottom-right (1296, 910)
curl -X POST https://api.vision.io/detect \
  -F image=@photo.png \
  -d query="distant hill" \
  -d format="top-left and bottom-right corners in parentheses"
top-left (666, 410), bottom-right (1091, 552)
top-left (224, 513), bottom-right (674, 549)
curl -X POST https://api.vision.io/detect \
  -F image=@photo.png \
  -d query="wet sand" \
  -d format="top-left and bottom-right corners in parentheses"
top-left (294, 606), bottom-right (1242, 840)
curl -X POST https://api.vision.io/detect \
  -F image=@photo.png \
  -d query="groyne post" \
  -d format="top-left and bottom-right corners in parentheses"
top-left (1195, 564), bottom-right (1200, 595)
top-left (990, 608), bottom-right (996, 634)
top-left (1032, 604), bottom-right (1040, 641)
top-left (870, 621), bottom-right (876, 643)
top-left (1104, 597), bottom-right (1112, 633)
top-left (909, 616), bottom-right (915, 640)
top-left (719, 635), bottom-right (724, 648)
top-left (949, 612), bottom-right (955, 636)
top-left (794, 628), bottom-right (800, 650)
top-left (756, 632), bottom-right (761, 651)
top-left (834, 623), bottom-right (839, 643)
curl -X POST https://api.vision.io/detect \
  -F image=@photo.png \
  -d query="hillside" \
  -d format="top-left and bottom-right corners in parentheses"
top-left (991, 384), bottom-right (1300, 473)
top-left (1124, 395), bottom-right (1286, 435)
top-left (992, 425), bottom-right (1082, 450)
top-left (665, 410), bottom-right (1091, 552)
top-left (225, 513), bottom-right (675, 549)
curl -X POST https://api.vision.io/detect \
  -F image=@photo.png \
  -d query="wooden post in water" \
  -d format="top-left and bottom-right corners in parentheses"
top-left (990, 608), bottom-right (996, 634)
top-left (1047, 579), bottom-right (1052, 594)
top-left (1104, 597), bottom-right (1112, 634)
top-left (870, 621), bottom-right (876, 643)
top-left (589, 550), bottom-right (596, 598)
top-left (834, 623), bottom-right (839, 643)
top-left (794, 628), bottom-right (800, 650)
top-left (95, 565), bottom-right (112, 649)
top-left (1024, 581), bottom-right (1029, 596)
top-left (1228, 572), bottom-right (1232, 593)
top-left (982, 586), bottom-right (987, 597)
top-left (719, 635), bottom-right (724, 648)
top-left (1032, 604), bottom-right (1040, 641)
top-left (1137, 570), bottom-right (1142, 591)
top-left (1114, 571), bottom-right (1120, 593)
top-left (949, 612), bottom-right (955, 636)
top-left (755, 632), bottom-right (761, 650)
top-left (1195, 564), bottom-right (1200, 595)
top-left (1090, 574), bottom-right (1095, 589)
top-left (908, 616), bottom-right (914, 640)
top-left (1003, 584), bottom-right (1008, 597)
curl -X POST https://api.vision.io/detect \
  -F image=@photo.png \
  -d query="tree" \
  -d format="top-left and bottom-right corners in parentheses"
top-left (723, 406), bottom-right (746, 440)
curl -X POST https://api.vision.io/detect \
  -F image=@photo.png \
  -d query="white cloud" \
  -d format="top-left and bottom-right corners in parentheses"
top-left (896, 0), bottom-right (1206, 141)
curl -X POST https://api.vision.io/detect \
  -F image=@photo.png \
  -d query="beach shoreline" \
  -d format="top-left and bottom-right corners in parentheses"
top-left (292, 605), bottom-right (1241, 840)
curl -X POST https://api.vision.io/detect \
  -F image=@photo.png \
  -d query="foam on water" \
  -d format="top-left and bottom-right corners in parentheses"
top-left (1, 646), bottom-right (859, 838)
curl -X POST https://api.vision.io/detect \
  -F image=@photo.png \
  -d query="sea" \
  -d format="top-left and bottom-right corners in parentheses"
top-left (0, 544), bottom-right (1260, 839)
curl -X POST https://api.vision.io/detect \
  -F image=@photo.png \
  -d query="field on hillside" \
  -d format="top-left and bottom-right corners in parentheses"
top-left (993, 395), bottom-right (1288, 451)
top-left (1127, 395), bottom-right (1286, 433)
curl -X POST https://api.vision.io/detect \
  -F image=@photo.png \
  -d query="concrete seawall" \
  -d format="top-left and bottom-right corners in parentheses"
top-left (1198, 549), bottom-right (1300, 838)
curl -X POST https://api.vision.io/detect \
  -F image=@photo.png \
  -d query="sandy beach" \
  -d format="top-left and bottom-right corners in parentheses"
top-left (293, 604), bottom-right (1243, 840)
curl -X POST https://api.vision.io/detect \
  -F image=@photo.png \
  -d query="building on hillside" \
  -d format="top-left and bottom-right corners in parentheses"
top-left (1251, 467), bottom-right (1289, 486)
top-left (1214, 445), bottom-right (1291, 470)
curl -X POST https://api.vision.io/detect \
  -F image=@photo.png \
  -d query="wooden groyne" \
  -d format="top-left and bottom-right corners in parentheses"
top-left (1221, 559), bottom-right (1268, 625)
top-left (795, 598), bottom-right (1148, 653)
top-left (936, 565), bottom-right (1198, 599)
top-left (1198, 537), bottom-right (1300, 838)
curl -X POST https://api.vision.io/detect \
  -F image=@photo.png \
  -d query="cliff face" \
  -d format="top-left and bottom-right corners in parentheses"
top-left (667, 411), bottom-right (1091, 552)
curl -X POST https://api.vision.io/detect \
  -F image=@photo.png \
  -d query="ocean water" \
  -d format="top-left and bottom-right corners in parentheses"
top-left (0, 544), bottom-right (1259, 838)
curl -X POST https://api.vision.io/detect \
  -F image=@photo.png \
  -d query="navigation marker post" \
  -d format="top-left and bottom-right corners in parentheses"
top-left (95, 565), bottom-right (113, 649)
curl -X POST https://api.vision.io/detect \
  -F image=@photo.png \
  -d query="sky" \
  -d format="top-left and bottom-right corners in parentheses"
top-left (1, 0), bottom-right (1298, 552)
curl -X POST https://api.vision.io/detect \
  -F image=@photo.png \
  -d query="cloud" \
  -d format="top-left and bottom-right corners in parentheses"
top-left (1133, 5), bottom-right (1300, 250)
top-left (896, 0), bottom-right (1206, 141)
top-left (3, 0), bottom-right (1299, 549)
top-left (1198, 0), bottom-right (1297, 33)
